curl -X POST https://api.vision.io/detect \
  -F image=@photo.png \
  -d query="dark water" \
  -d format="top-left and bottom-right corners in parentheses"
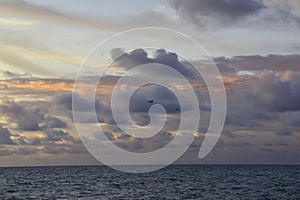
top-left (0, 165), bottom-right (299, 199)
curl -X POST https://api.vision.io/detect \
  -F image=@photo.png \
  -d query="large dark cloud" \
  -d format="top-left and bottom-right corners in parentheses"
top-left (170, 0), bottom-right (300, 29)
top-left (170, 0), bottom-right (266, 28)
top-left (111, 48), bottom-right (198, 80)
top-left (171, 0), bottom-right (265, 19)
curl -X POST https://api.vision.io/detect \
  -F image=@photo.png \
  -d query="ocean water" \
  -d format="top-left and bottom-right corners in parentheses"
top-left (0, 165), bottom-right (299, 199)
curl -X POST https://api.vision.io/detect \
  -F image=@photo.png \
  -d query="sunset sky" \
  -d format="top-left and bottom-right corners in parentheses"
top-left (0, 0), bottom-right (300, 166)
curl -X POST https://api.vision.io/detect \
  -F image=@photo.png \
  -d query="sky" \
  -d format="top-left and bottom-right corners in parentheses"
top-left (0, 0), bottom-right (300, 166)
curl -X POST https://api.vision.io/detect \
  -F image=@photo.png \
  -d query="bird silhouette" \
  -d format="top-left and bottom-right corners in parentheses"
top-left (147, 99), bottom-right (154, 103)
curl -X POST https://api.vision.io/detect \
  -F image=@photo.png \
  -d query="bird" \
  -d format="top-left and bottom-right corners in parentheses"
top-left (148, 99), bottom-right (154, 103)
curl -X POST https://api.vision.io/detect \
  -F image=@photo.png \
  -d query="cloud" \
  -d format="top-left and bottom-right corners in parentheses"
top-left (260, 8), bottom-right (300, 29)
top-left (128, 9), bottom-right (181, 28)
top-left (249, 71), bottom-right (300, 112)
top-left (226, 107), bottom-right (276, 127)
top-left (170, 0), bottom-right (300, 30)
top-left (0, 0), bottom-right (123, 31)
top-left (71, 48), bottom-right (213, 142)
top-left (0, 126), bottom-right (15, 145)
top-left (105, 48), bottom-right (208, 128)
top-left (129, 84), bottom-right (181, 113)
top-left (0, 97), bottom-right (87, 157)
top-left (220, 69), bottom-right (300, 147)
top-left (225, 92), bottom-right (278, 126)
top-left (0, 78), bottom-right (74, 93)
top-left (0, 100), bottom-right (44, 131)
top-left (43, 129), bottom-right (75, 142)
top-left (170, 0), bottom-right (266, 28)
top-left (113, 131), bottom-right (174, 153)
top-left (0, 47), bottom-right (44, 75)
top-left (111, 48), bottom-right (198, 80)
top-left (0, 17), bottom-right (37, 25)
top-left (208, 69), bottom-right (300, 147)
top-left (0, 146), bottom-right (38, 156)
top-left (54, 92), bottom-right (111, 124)
top-left (0, 70), bottom-right (32, 79)
top-left (224, 70), bottom-right (300, 131)
top-left (28, 137), bottom-right (42, 146)
top-left (41, 142), bottom-right (86, 155)
top-left (222, 130), bottom-right (236, 138)
top-left (0, 124), bottom-right (83, 156)
top-left (0, 99), bottom-right (68, 131)
top-left (264, 0), bottom-right (300, 11)
top-left (43, 116), bottom-right (67, 129)
top-left (274, 128), bottom-right (293, 136)
top-left (0, 126), bottom-right (30, 145)
top-left (55, 92), bottom-right (97, 112)
top-left (16, 147), bottom-right (37, 155)
top-left (0, 32), bottom-right (89, 76)
top-left (172, 0), bottom-right (265, 19)
top-left (214, 54), bottom-right (300, 74)
top-left (286, 111), bottom-right (300, 127)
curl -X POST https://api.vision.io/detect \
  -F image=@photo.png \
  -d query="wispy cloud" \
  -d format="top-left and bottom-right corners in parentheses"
top-left (0, 0), bottom-right (124, 31)
top-left (0, 40), bottom-right (87, 76)
top-left (0, 17), bottom-right (38, 25)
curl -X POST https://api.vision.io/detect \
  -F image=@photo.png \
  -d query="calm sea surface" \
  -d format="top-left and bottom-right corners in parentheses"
top-left (0, 165), bottom-right (299, 199)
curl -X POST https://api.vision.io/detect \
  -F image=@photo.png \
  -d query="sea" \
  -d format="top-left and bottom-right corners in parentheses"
top-left (0, 165), bottom-right (299, 199)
